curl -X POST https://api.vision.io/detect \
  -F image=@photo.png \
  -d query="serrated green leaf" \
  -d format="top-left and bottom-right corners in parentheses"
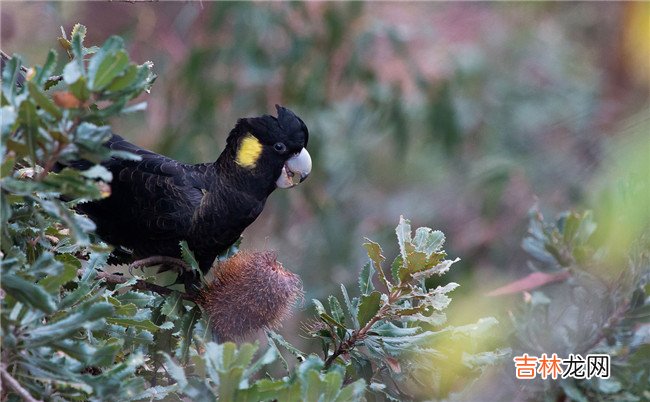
top-left (335, 379), bottom-right (366, 402)
top-left (158, 321), bottom-right (174, 330)
top-left (175, 305), bottom-right (201, 363)
top-left (328, 295), bottom-right (346, 327)
top-left (1, 106), bottom-right (16, 136)
top-left (115, 291), bottom-right (154, 308)
top-left (0, 153), bottom-right (16, 178)
top-left (107, 317), bottom-right (159, 332)
top-left (160, 292), bottom-right (182, 321)
top-left (89, 50), bottom-right (129, 91)
top-left (357, 291), bottom-right (381, 327)
top-left (363, 239), bottom-right (391, 290)
top-left (28, 302), bottom-right (114, 346)
top-left (411, 258), bottom-right (459, 280)
top-left (297, 355), bottom-right (325, 380)
top-left (85, 35), bottom-right (123, 87)
top-left (38, 260), bottom-right (77, 293)
top-left (70, 26), bottom-right (85, 64)
top-left (179, 240), bottom-right (200, 272)
top-left (2, 273), bottom-right (57, 313)
top-left (248, 378), bottom-right (294, 401)
top-left (43, 168), bottom-right (103, 199)
top-left (559, 379), bottom-right (589, 402)
top-left (371, 322), bottom-right (421, 338)
top-left (80, 164), bottom-right (113, 182)
top-left (55, 252), bottom-right (82, 270)
top-left (363, 239), bottom-right (385, 265)
top-left (69, 76), bottom-right (90, 101)
top-left (328, 295), bottom-right (347, 339)
top-left (34, 49), bottom-right (57, 86)
top-left (84, 45), bottom-right (100, 56)
top-left (162, 353), bottom-right (188, 389)
top-left (1, 54), bottom-right (21, 103)
top-left (396, 215), bottom-right (412, 261)
top-left (74, 122), bottom-right (113, 156)
top-left (626, 304), bottom-right (650, 323)
top-left (399, 250), bottom-right (428, 281)
top-left (313, 299), bottom-right (346, 329)
top-left (391, 255), bottom-right (402, 284)
top-left (70, 23), bottom-right (86, 44)
top-left (30, 251), bottom-right (64, 277)
top-left (267, 331), bottom-right (306, 362)
top-left (562, 212), bottom-right (581, 244)
top-left (44, 77), bottom-right (61, 91)
top-left (37, 198), bottom-right (94, 244)
top-left (106, 296), bottom-right (138, 316)
top-left (340, 284), bottom-right (359, 329)
top-left (233, 343), bottom-right (257, 368)
top-left (62, 61), bottom-right (82, 84)
top-left (106, 64), bottom-right (138, 92)
top-left (52, 339), bottom-right (121, 367)
top-left (323, 370), bottom-right (345, 401)
top-left (302, 368), bottom-right (323, 402)
top-left (462, 348), bottom-right (510, 369)
top-left (358, 262), bottom-right (374, 295)
top-left (245, 343), bottom-right (278, 378)
top-left (413, 226), bottom-right (445, 255)
top-left (18, 99), bottom-right (39, 165)
top-left (59, 281), bottom-right (99, 309)
top-left (130, 385), bottom-right (177, 401)
top-left (27, 81), bottom-right (62, 119)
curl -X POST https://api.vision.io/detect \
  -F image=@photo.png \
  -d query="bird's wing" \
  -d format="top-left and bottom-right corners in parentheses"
top-left (80, 134), bottom-right (207, 242)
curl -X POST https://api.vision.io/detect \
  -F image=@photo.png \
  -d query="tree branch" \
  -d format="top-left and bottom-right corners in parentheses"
top-left (323, 289), bottom-right (401, 370)
top-left (0, 365), bottom-right (43, 402)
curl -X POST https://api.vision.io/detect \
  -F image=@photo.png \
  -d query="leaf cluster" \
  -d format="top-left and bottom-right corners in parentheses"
top-left (1, 24), bottom-right (162, 401)
top-left (509, 203), bottom-right (650, 401)
top-left (306, 217), bottom-right (507, 400)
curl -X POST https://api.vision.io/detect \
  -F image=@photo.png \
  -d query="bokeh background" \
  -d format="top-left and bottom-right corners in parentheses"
top-left (2, 1), bottom-right (648, 397)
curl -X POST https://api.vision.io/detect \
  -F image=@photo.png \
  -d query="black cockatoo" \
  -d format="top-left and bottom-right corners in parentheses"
top-left (72, 105), bottom-right (311, 274)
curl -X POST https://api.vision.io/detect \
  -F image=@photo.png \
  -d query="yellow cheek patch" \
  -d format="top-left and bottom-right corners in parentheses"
top-left (236, 134), bottom-right (263, 168)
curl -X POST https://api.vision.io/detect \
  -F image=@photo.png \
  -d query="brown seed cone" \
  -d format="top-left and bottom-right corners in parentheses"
top-left (198, 250), bottom-right (302, 342)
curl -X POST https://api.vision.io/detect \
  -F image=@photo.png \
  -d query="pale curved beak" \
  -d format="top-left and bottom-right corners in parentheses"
top-left (276, 148), bottom-right (312, 188)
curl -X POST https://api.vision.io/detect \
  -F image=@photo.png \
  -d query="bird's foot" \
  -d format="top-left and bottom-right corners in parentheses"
top-left (128, 256), bottom-right (190, 275)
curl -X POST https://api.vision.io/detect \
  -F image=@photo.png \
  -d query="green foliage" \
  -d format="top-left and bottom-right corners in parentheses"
top-left (1, 26), bottom-right (502, 401)
top-left (1, 25), bottom-right (158, 400)
top-left (507, 199), bottom-right (650, 401)
top-left (305, 217), bottom-right (507, 400)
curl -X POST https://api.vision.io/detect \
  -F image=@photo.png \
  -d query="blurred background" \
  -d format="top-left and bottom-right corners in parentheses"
top-left (2, 0), bottom-right (648, 387)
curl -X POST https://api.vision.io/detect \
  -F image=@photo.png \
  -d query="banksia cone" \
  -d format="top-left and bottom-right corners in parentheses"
top-left (198, 250), bottom-right (302, 342)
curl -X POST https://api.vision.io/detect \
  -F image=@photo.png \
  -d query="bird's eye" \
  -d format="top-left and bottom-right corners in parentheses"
top-left (273, 142), bottom-right (287, 153)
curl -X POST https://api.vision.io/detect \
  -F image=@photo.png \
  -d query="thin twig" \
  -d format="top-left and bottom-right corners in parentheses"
top-left (37, 141), bottom-right (64, 180)
top-left (323, 289), bottom-right (402, 370)
top-left (0, 365), bottom-right (43, 402)
top-left (581, 301), bottom-right (630, 354)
